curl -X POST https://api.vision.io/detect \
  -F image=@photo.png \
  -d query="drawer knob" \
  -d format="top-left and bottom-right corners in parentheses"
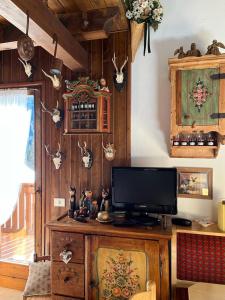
top-left (60, 249), bottom-right (72, 264)
top-left (63, 276), bottom-right (71, 283)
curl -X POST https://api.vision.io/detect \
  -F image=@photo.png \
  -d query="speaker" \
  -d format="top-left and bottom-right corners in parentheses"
top-left (218, 201), bottom-right (225, 232)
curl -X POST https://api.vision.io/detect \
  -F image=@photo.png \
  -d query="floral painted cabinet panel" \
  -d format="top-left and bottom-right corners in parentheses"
top-left (87, 235), bottom-right (161, 300)
top-left (177, 68), bottom-right (219, 126)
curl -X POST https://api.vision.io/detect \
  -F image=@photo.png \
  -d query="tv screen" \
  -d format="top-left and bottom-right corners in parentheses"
top-left (112, 167), bottom-right (177, 215)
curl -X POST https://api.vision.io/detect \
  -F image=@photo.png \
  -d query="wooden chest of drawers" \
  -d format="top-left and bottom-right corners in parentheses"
top-left (48, 219), bottom-right (172, 300)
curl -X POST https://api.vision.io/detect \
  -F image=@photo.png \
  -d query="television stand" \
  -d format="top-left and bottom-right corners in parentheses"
top-left (131, 215), bottom-right (160, 226)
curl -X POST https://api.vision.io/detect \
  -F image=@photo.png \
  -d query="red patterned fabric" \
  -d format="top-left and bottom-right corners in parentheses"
top-left (177, 233), bottom-right (225, 284)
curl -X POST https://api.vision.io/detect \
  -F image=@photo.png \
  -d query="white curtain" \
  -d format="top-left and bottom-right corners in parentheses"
top-left (0, 89), bottom-right (34, 225)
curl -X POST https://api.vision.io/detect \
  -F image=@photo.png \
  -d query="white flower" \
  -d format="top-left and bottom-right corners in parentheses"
top-left (155, 16), bottom-right (162, 22)
top-left (141, 1), bottom-right (149, 8)
top-left (126, 10), bottom-right (133, 19)
top-left (158, 7), bottom-right (163, 14)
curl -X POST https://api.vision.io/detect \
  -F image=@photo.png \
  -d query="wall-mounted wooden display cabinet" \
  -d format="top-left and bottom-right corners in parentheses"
top-left (63, 78), bottom-right (111, 134)
top-left (169, 55), bottom-right (225, 158)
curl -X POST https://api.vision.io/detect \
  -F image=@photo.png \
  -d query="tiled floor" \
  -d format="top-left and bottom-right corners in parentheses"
top-left (0, 230), bottom-right (34, 263)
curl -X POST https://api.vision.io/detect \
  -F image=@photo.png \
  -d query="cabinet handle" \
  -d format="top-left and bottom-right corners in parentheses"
top-left (90, 280), bottom-right (98, 289)
top-left (60, 249), bottom-right (72, 264)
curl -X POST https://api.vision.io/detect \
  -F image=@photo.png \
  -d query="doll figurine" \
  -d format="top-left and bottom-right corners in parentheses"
top-left (100, 188), bottom-right (111, 212)
top-left (99, 77), bottom-right (110, 92)
top-left (68, 186), bottom-right (76, 218)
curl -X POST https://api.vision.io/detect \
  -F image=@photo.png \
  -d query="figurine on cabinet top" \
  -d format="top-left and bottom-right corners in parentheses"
top-left (99, 77), bottom-right (110, 92)
top-left (100, 188), bottom-right (111, 212)
top-left (79, 190), bottom-right (93, 216)
top-left (68, 186), bottom-right (76, 218)
top-left (174, 46), bottom-right (186, 59)
top-left (186, 43), bottom-right (202, 57)
top-left (206, 40), bottom-right (225, 55)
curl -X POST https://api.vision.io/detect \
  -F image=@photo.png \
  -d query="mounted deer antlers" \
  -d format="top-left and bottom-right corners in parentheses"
top-left (45, 143), bottom-right (63, 169)
top-left (18, 58), bottom-right (32, 78)
top-left (41, 100), bottom-right (63, 128)
top-left (112, 53), bottom-right (128, 92)
top-left (42, 69), bottom-right (61, 90)
top-left (78, 141), bottom-right (93, 169)
top-left (102, 142), bottom-right (116, 161)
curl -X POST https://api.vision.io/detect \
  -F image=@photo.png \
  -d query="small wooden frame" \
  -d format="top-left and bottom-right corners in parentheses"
top-left (177, 167), bottom-right (213, 199)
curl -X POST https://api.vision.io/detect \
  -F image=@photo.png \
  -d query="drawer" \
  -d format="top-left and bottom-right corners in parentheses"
top-left (52, 295), bottom-right (80, 300)
top-left (52, 262), bottom-right (84, 298)
top-left (52, 231), bottom-right (84, 263)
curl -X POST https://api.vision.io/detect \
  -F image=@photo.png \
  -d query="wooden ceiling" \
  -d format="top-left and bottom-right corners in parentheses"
top-left (0, 0), bottom-right (128, 32)
top-left (0, 0), bottom-right (128, 71)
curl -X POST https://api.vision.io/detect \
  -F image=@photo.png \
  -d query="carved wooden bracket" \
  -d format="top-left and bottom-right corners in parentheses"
top-left (130, 20), bottom-right (144, 62)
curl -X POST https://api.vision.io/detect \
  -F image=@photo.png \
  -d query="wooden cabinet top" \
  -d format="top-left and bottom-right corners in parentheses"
top-left (168, 54), bottom-right (225, 67)
top-left (173, 221), bottom-right (225, 237)
top-left (47, 217), bottom-right (172, 241)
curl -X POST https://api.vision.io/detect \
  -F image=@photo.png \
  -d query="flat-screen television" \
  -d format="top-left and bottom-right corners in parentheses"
top-left (112, 167), bottom-right (177, 215)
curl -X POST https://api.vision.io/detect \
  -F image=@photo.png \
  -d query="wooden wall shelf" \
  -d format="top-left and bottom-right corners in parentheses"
top-left (170, 145), bottom-right (219, 158)
top-left (169, 55), bottom-right (225, 158)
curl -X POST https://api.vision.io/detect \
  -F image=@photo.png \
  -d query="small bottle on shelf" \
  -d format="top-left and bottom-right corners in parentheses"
top-left (196, 131), bottom-right (205, 146)
top-left (180, 134), bottom-right (188, 146)
top-left (189, 132), bottom-right (197, 146)
top-left (80, 103), bottom-right (84, 110)
top-left (173, 134), bottom-right (180, 146)
top-left (206, 132), bottom-right (216, 146)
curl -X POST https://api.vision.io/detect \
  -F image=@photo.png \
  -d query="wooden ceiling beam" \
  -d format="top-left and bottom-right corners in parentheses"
top-left (59, 7), bottom-right (120, 41)
top-left (0, 25), bottom-right (23, 51)
top-left (0, 0), bottom-right (88, 71)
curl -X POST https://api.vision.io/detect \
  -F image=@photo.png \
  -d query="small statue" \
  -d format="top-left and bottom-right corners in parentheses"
top-left (100, 188), bottom-right (111, 212)
top-left (68, 186), bottom-right (76, 218)
top-left (174, 46), bottom-right (186, 59)
top-left (186, 43), bottom-right (201, 57)
top-left (79, 190), bottom-right (93, 216)
top-left (89, 199), bottom-right (99, 219)
top-left (99, 78), bottom-right (110, 92)
top-left (206, 40), bottom-right (225, 55)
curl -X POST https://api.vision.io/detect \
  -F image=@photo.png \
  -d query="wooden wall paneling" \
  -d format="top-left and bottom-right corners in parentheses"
top-left (73, 135), bottom-right (81, 199)
top-left (112, 31), bottom-right (129, 166)
top-left (11, 49), bottom-right (21, 82)
top-left (59, 75), bottom-right (72, 215)
top-left (2, 50), bottom-right (11, 82)
top-left (102, 35), bottom-right (114, 188)
top-left (126, 29), bottom-right (131, 163)
top-left (89, 39), bottom-right (103, 197)
top-left (34, 86), bottom-right (43, 256)
top-left (80, 134), bottom-right (91, 191)
top-left (0, 31), bottom-right (131, 254)
top-left (42, 50), bottom-right (53, 253)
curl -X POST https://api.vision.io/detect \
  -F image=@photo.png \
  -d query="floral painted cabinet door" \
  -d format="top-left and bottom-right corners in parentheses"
top-left (177, 68), bottom-right (220, 126)
top-left (86, 235), bottom-right (164, 300)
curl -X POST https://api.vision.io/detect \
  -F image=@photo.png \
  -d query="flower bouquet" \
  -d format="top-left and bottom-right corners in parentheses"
top-left (124, 0), bottom-right (163, 56)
